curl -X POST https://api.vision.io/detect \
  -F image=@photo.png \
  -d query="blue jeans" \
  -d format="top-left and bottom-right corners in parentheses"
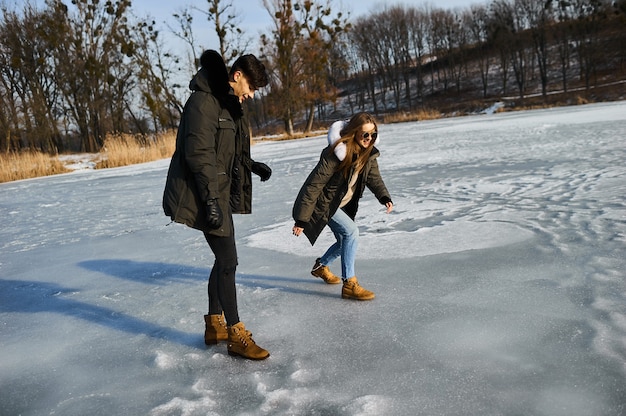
top-left (320, 209), bottom-right (358, 279)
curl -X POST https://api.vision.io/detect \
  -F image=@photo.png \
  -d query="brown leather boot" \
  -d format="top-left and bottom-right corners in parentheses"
top-left (341, 277), bottom-right (375, 300)
top-left (227, 322), bottom-right (270, 360)
top-left (204, 313), bottom-right (228, 345)
top-left (311, 258), bottom-right (341, 284)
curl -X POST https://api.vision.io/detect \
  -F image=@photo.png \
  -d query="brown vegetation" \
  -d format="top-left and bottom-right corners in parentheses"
top-left (1, 0), bottom-right (625, 182)
top-left (97, 132), bottom-right (176, 169)
top-left (0, 131), bottom-right (176, 183)
top-left (381, 108), bottom-right (443, 124)
top-left (0, 151), bottom-right (69, 183)
top-left (3, 0), bottom-right (624, 156)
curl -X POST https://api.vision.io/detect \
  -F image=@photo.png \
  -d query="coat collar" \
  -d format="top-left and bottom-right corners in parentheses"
top-left (327, 119), bottom-right (381, 161)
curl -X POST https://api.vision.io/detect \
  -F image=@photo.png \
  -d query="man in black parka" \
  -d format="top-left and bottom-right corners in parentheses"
top-left (163, 50), bottom-right (271, 360)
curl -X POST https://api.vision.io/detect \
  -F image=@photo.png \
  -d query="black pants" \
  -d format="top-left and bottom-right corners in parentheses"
top-left (204, 232), bottom-right (239, 326)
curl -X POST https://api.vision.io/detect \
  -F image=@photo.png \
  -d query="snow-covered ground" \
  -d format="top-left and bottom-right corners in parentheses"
top-left (1, 102), bottom-right (625, 416)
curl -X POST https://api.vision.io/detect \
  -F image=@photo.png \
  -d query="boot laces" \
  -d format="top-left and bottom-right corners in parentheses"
top-left (236, 327), bottom-right (256, 347)
top-left (349, 279), bottom-right (367, 294)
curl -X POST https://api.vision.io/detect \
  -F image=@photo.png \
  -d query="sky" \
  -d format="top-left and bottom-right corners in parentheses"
top-left (20, 0), bottom-right (485, 77)
top-left (1, 101), bottom-right (625, 415)
top-left (131, 0), bottom-right (484, 54)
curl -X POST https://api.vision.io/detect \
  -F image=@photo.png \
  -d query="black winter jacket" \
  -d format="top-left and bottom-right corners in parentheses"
top-left (163, 55), bottom-right (255, 237)
top-left (292, 145), bottom-right (391, 245)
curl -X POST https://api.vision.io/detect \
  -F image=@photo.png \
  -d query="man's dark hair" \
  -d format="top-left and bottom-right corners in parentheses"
top-left (230, 55), bottom-right (269, 90)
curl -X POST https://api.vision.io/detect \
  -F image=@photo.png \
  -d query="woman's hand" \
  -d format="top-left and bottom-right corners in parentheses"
top-left (385, 201), bottom-right (393, 214)
top-left (292, 225), bottom-right (304, 236)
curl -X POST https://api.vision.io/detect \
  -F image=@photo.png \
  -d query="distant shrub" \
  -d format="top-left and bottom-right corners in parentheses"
top-left (0, 131), bottom-right (176, 183)
top-left (97, 131), bottom-right (176, 169)
top-left (577, 96), bottom-right (589, 105)
top-left (383, 109), bottom-right (442, 124)
top-left (0, 151), bottom-right (69, 183)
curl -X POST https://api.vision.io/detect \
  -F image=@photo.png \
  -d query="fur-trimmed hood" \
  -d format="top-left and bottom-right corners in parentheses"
top-left (189, 50), bottom-right (243, 119)
top-left (327, 119), bottom-right (381, 161)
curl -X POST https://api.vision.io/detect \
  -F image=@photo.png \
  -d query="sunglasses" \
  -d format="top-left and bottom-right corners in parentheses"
top-left (361, 131), bottom-right (378, 141)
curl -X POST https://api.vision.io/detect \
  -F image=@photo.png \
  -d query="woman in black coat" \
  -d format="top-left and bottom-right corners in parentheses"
top-left (163, 50), bottom-right (272, 360)
top-left (292, 112), bottom-right (393, 300)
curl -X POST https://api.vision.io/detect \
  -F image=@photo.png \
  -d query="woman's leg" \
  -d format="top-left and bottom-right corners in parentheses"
top-left (326, 209), bottom-right (359, 278)
top-left (204, 232), bottom-right (240, 326)
top-left (319, 237), bottom-right (342, 266)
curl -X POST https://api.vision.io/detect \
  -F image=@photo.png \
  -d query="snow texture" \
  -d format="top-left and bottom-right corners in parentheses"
top-left (1, 102), bottom-right (625, 415)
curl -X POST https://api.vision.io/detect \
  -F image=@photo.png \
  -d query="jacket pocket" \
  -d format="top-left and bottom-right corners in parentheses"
top-left (218, 117), bottom-right (236, 131)
top-left (216, 117), bottom-right (236, 159)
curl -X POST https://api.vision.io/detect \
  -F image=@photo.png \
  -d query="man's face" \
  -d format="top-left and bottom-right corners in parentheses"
top-left (230, 71), bottom-right (256, 103)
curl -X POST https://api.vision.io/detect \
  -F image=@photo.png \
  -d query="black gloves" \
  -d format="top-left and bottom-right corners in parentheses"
top-left (251, 162), bottom-right (272, 182)
top-left (205, 199), bottom-right (223, 229)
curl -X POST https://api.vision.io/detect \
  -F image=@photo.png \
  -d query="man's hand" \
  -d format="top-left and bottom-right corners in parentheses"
top-left (251, 162), bottom-right (272, 181)
top-left (206, 199), bottom-right (223, 229)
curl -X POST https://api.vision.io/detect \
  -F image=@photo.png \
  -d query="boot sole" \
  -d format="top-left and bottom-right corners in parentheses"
top-left (311, 272), bottom-right (341, 284)
top-left (228, 350), bottom-right (270, 360)
top-left (341, 294), bottom-right (375, 300)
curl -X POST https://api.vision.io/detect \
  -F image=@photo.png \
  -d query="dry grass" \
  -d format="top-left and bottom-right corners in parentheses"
top-left (0, 151), bottom-right (69, 183)
top-left (255, 129), bottom-right (327, 142)
top-left (0, 94), bottom-right (601, 184)
top-left (0, 131), bottom-right (176, 183)
top-left (382, 108), bottom-right (442, 124)
top-left (97, 131), bottom-right (176, 169)
top-left (255, 109), bottom-right (443, 141)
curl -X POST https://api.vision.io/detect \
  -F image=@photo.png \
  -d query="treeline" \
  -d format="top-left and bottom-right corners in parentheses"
top-left (0, 0), bottom-right (183, 153)
top-left (263, 0), bottom-right (625, 131)
top-left (1, 0), bottom-right (625, 154)
top-left (340, 0), bottom-right (626, 116)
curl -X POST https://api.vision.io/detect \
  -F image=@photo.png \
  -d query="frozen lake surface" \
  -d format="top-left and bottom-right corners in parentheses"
top-left (1, 102), bottom-right (625, 415)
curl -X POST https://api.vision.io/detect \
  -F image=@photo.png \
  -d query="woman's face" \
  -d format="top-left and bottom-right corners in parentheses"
top-left (357, 122), bottom-right (377, 149)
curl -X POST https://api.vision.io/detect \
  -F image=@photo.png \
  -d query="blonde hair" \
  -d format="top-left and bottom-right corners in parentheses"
top-left (331, 112), bottom-right (378, 178)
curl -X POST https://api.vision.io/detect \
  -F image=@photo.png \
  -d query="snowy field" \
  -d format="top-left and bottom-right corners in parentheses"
top-left (1, 101), bottom-right (625, 416)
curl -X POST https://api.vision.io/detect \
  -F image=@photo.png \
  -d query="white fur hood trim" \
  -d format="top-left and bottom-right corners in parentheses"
top-left (327, 119), bottom-right (380, 161)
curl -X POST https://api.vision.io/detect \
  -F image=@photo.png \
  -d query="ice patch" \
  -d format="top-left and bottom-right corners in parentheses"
top-left (482, 101), bottom-right (504, 114)
top-left (154, 350), bottom-right (176, 369)
top-left (290, 368), bottom-right (321, 384)
top-left (342, 395), bottom-right (393, 416)
top-left (150, 396), bottom-right (219, 416)
top-left (245, 219), bottom-right (534, 258)
top-left (154, 350), bottom-right (203, 370)
top-left (2, 102), bottom-right (625, 416)
top-left (535, 386), bottom-right (604, 416)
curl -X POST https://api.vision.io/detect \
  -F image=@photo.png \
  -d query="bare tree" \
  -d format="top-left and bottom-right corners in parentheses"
top-left (0, 3), bottom-right (67, 152)
top-left (565, 0), bottom-right (609, 89)
top-left (196, 0), bottom-right (250, 66)
top-left (169, 8), bottom-right (201, 79)
top-left (47, 0), bottom-right (136, 152)
top-left (349, 15), bottom-right (381, 114)
top-left (133, 18), bottom-right (184, 134)
top-left (467, 5), bottom-right (492, 98)
top-left (260, 0), bottom-right (348, 135)
top-left (547, 0), bottom-right (574, 93)
top-left (296, 0), bottom-right (350, 132)
top-left (260, 0), bottom-right (301, 135)
top-left (0, 6), bottom-right (28, 152)
top-left (427, 8), bottom-right (452, 94)
top-left (517, 0), bottom-right (552, 97)
top-left (490, 0), bottom-right (532, 99)
top-left (384, 6), bottom-right (413, 109)
top-left (447, 9), bottom-right (471, 94)
top-left (407, 6), bottom-right (429, 106)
